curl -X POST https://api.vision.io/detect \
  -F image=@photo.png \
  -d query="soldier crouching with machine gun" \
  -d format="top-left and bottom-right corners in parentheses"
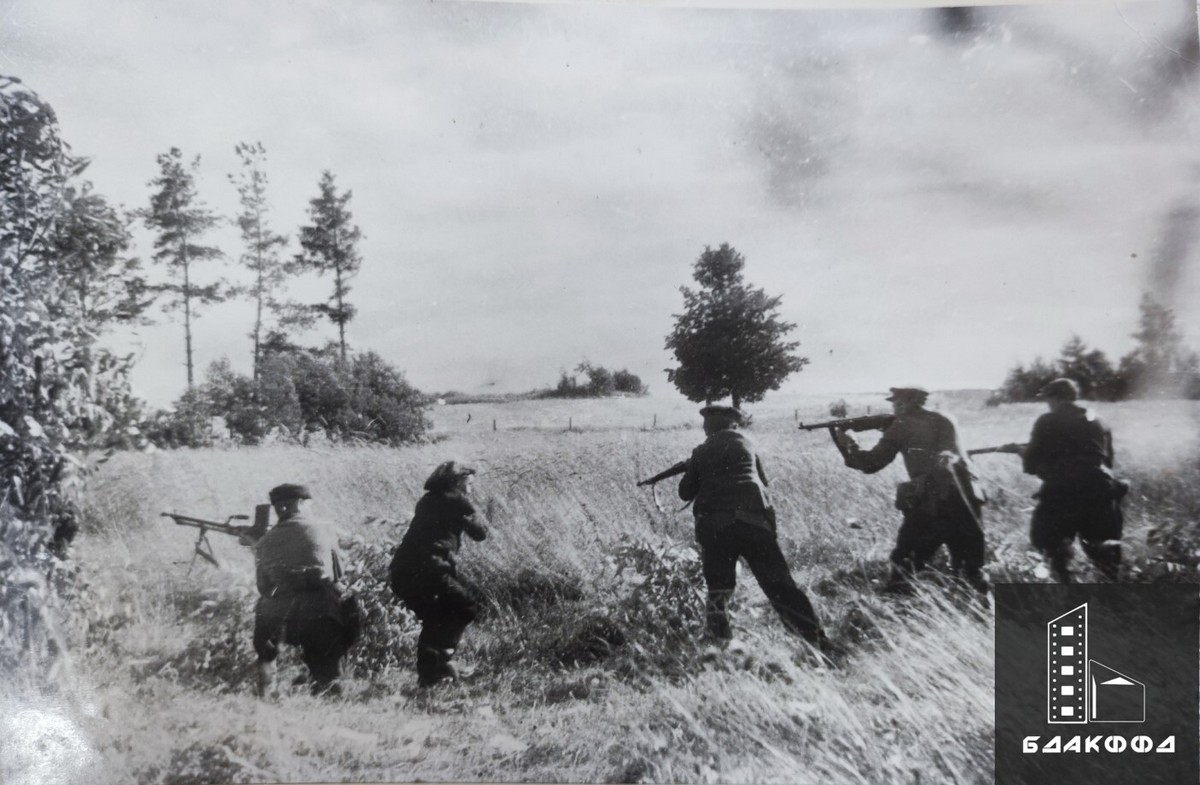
top-left (253, 483), bottom-right (360, 698)
top-left (822, 387), bottom-right (989, 600)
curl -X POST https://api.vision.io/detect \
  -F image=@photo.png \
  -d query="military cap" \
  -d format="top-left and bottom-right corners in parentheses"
top-left (886, 386), bottom-right (929, 402)
top-left (268, 483), bottom-right (311, 504)
top-left (424, 460), bottom-right (476, 492)
top-left (1037, 378), bottom-right (1079, 401)
top-left (699, 404), bottom-right (743, 423)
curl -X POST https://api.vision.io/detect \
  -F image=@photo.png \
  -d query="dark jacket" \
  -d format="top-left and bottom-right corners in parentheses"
top-left (842, 407), bottom-right (980, 513)
top-left (254, 512), bottom-right (341, 621)
top-left (842, 407), bottom-right (965, 479)
top-left (1023, 403), bottom-right (1117, 493)
top-left (678, 429), bottom-right (771, 527)
top-left (390, 490), bottom-right (487, 597)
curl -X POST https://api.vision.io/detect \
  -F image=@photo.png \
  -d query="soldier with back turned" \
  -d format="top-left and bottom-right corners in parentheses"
top-left (253, 483), bottom-right (359, 698)
top-left (679, 405), bottom-right (835, 658)
top-left (1021, 378), bottom-right (1127, 583)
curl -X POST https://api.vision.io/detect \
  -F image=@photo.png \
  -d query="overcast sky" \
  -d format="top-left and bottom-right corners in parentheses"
top-left (3, 0), bottom-right (1198, 405)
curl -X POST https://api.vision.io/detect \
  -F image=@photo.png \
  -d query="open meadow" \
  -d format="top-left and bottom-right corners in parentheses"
top-left (21, 392), bottom-right (1200, 784)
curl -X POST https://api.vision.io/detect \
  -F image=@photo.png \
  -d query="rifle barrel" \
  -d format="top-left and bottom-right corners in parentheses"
top-left (798, 414), bottom-right (894, 433)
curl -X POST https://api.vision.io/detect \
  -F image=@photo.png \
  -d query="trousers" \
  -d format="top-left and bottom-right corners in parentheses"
top-left (694, 516), bottom-right (822, 643)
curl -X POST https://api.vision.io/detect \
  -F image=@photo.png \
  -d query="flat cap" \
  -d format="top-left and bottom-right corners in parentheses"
top-left (424, 460), bottom-right (476, 492)
top-left (268, 483), bottom-right (311, 504)
top-left (699, 404), bottom-right (743, 423)
top-left (886, 386), bottom-right (929, 402)
top-left (1037, 378), bottom-right (1079, 401)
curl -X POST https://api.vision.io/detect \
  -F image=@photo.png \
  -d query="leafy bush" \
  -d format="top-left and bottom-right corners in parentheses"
top-left (145, 348), bottom-right (431, 448)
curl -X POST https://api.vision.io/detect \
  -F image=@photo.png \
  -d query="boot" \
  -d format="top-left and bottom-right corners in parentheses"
top-left (255, 661), bottom-right (277, 699)
top-left (881, 565), bottom-right (916, 596)
top-left (704, 590), bottom-right (734, 641)
top-left (417, 646), bottom-right (459, 687)
top-left (1082, 541), bottom-right (1121, 582)
top-left (1048, 552), bottom-right (1074, 584)
top-left (816, 632), bottom-right (849, 666)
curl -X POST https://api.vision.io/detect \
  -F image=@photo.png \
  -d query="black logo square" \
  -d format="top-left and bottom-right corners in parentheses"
top-left (995, 584), bottom-right (1199, 785)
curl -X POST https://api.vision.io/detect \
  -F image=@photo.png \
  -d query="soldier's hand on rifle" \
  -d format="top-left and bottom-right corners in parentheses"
top-left (830, 426), bottom-right (856, 450)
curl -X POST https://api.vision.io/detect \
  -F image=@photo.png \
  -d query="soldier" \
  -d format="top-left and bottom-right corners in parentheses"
top-left (832, 386), bottom-right (989, 597)
top-left (389, 461), bottom-right (488, 687)
top-left (253, 483), bottom-right (358, 698)
top-left (679, 405), bottom-right (834, 655)
top-left (1021, 378), bottom-right (1126, 583)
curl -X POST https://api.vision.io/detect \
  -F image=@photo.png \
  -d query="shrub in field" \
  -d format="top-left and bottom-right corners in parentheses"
top-left (147, 347), bottom-right (431, 447)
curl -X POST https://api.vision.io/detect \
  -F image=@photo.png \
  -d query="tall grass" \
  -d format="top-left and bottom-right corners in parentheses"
top-left (7, 396), bottom-right (1196, 784)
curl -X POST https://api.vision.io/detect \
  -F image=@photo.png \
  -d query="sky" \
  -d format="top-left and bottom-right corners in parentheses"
top-left (2, 0), bottom-right (1199, 406)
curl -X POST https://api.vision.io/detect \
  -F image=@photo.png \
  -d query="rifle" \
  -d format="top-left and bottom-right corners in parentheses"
top-left (797, 414), bottom-right (895, 433)
top-left (635, 460), bottom-right (690, 514)
top-left (163, 504), bottom-right (272, 572)
top-left (636, 460), bottom-right (688, 488)
top-left (967, 443), bottom-right (1027, 457)
top-left (799, 414), bottom-right (894, 462)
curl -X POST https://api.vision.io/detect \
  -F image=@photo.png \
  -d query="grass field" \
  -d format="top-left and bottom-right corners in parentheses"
top-left (7, 392), bottom-right (1199, 785)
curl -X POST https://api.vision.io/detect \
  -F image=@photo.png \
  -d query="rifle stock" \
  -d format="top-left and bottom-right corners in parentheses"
top-left (798, 414), bottom-right (895, 433)
top-left (637, 460), bottom-right (688, 487)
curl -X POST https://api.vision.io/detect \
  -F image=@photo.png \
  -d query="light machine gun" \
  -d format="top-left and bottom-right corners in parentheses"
top-left (799, 413), bottom-right (895, 461)
top-left (162, 504), bottom-right (271, 572)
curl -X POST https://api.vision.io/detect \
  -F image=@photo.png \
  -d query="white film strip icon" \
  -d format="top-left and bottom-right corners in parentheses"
top-left (1048, 604), bottom-right (1088, 723)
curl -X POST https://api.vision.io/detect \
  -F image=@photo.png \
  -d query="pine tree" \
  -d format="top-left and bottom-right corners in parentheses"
top-left (142, 147), bottom-right (226, 389)
top-left (229, 142), bottom-right (291, 381)
top-left (665, 243), bottom-right (808, 409)
top-left (294, 170), bottom-right (362, 362)
top-left (56, 173), bottom-right (153, 334)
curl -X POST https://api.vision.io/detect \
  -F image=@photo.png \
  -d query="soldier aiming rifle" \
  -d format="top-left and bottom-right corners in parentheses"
top-left (824, 386), bottom-right (990, 600)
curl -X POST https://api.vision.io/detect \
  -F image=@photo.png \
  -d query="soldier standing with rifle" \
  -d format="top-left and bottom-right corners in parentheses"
top-left (253, 483), bottom-right (359, 698)
top-left (677, 405), bottom-right (834, 656)
top-left (1021, 378), bottom-right (1127, 583)
top-left (829, 386), bottom-right (989, 598)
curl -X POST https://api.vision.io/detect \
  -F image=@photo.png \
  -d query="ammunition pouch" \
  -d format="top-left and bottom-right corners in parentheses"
top-left (895, 479), bottom-right (926, 513)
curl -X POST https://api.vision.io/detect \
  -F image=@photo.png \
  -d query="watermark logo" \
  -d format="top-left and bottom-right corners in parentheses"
top-left (1047, 603), bottom-right (1144, 724)
top-left (995, 585), bottom-right (1198, 784)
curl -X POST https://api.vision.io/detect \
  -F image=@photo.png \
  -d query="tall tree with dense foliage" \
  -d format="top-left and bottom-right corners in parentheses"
top-left (294, 170), bottom-right (362, 362)
top-left (228, 142), bottom-right (294, 381)
top-left (665, 243), bottom-right (808, 409)
top-left (0, 76), bottom-right (142, 672)
top-left (56, 177), bottom-right (153, 333)
top-left (143, 147), bottom-right (226, 389)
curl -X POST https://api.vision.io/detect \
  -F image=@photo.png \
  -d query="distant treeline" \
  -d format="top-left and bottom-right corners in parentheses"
top-left (433, 361), bottom-right (649, 405)
top-left (994, 293), bottom-right (1200, 403)
top-left (547, 361), bottom-right (648, 399)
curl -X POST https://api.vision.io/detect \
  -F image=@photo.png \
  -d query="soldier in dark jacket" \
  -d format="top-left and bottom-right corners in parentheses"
top-left (253, 483), bottom-right (356, 698)
top-left (1021, 378), bottom-right (1126, 583)
top-left (679, 405), bottom-right (832, 653)
top-left (833, 386), bottom-right (989, 597)
top-left (390, 461), bottom-right (488, 687)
